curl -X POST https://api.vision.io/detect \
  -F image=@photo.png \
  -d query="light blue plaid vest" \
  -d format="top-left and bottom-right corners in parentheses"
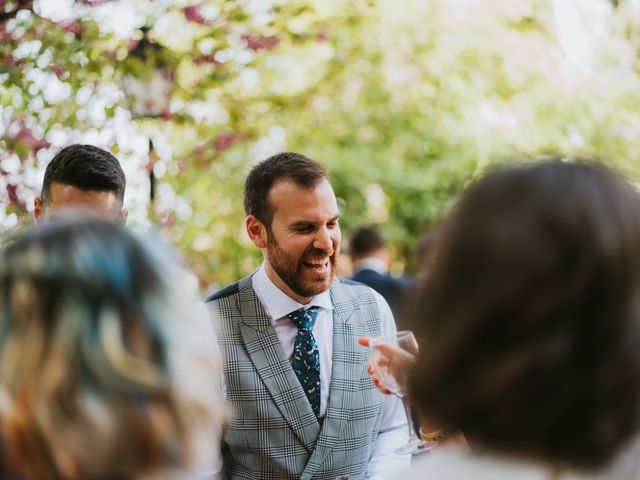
top-left (206, 275), bottom-right (385, 479)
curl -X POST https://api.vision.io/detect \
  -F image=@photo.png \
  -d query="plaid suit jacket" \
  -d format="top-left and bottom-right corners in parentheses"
top-left (206, 275), bottom-right (386, 480)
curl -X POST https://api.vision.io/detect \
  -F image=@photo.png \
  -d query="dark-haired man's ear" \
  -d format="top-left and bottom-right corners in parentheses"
top-left (246, 214), bottom-right (267, 249)
top-left (118, 208), bottom-right (128, 225)
top-left (34, 197), bottom-right (44, 221)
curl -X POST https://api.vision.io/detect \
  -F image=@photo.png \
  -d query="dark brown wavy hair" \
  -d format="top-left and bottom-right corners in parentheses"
top-left (409, 160), bottom-right (640, 469)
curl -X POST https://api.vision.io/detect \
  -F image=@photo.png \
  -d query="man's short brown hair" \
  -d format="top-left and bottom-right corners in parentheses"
top-left (244, 152), bottom-right (328, 227)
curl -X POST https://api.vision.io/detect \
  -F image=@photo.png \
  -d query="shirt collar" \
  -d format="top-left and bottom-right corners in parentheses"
top-left (253, 263), bottom-right (333, 322)
top-left (352, 257), bottom-right (388, 275)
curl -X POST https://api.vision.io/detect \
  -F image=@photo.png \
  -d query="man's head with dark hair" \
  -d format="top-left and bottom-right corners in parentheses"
top-left (244, 152), bottom-right (328, 229)
top-left (349, 227), bottom-right (386, 260)
top-left (409, 159), bottom-right (640, 470)
top-left (34, 144), bottom-right (127, 223)
top-left (244, 152), bottom-right (340, 304)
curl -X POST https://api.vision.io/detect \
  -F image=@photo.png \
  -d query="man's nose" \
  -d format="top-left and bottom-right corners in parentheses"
top-left (314, 228), bottom-right (333, 252)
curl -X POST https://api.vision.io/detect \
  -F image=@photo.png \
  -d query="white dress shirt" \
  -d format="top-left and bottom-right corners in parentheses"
top-left (352, 257), bottom-right (390, 275)
top-left (252, 264), bottom-right (411, 478)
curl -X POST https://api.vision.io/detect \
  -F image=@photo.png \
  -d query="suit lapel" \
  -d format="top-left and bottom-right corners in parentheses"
top-left (236, 276), bottom-right (320, 452)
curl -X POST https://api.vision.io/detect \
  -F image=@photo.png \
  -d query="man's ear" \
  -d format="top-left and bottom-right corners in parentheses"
top-left (118, 208), bottom-right (128, 225)
top-left (246, 214), bottom-right (268, 248)
top-left (34, 197), bottom-right (44, 221)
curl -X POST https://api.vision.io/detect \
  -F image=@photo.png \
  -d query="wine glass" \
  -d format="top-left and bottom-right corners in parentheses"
top-left (368, 330), bottom-right (438, 455)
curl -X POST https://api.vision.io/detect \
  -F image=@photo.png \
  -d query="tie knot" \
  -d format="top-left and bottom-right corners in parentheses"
top-left (287, 306), bottom-right (319, 332)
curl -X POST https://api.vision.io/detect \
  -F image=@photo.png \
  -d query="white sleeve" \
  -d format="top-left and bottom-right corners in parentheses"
top-left (170, 300), bottom-right (226, 477)
top-left (365, 291), bottom-right (412, 479)
top-left (192, 301), bottom-right (226, 399)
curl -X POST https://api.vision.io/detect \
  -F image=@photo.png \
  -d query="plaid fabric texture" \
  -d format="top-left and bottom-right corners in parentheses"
top-left (207, 275), bottom-right (385, 480)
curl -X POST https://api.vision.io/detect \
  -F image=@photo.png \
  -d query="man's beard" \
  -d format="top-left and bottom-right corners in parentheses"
top-left (266, 232), bottom-right (337, 299)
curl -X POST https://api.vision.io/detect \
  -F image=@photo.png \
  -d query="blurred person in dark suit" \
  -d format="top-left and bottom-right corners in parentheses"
top-left (349, 226), bottom-right (411, 321)
top-left (0, 215), bottom-right (224, 479)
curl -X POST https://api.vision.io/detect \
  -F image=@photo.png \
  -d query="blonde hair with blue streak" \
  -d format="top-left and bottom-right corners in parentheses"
top-left (0, 214), bottom-right (224, 479)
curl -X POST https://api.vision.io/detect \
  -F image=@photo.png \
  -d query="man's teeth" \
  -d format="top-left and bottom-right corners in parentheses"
top-left (305, 259), bottom-right (328, 266)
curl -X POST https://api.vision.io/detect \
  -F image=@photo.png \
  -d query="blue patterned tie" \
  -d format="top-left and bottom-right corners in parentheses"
top-left (287, 306), bottom-right (321, 418)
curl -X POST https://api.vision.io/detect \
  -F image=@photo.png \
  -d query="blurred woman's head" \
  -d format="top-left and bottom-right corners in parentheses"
top-left (410, 160), bottom-right (640, 469)
top-left (0, 215), bottom-right (223, 479)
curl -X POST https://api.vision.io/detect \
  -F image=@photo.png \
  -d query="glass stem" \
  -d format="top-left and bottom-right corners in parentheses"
top-left (400, 395), bottom-right (420, 442)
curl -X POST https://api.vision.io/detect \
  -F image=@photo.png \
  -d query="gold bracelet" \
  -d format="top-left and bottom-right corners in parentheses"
top-left (419, 427), bottom-right (449, 443)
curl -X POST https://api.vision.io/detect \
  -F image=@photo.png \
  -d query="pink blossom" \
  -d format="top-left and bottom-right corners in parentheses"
top-left (0, 24), bottom-right (12, 42)
top-left (214, 131), bottom-right (235, 152)
top-left (316, 32), bottom-right (329, 42)
top-left (7, 184), bottom-right (19, 204)
top-left (58, 20), bottom-right (83, 36)
top-left (242, 34), bottom-right (280, 51)
top-left (213, 131), bottom-right (244, 153)
top-left (183, 5), bottom-right (207, 25)
top-left (51, 65), bottom-right (67, 79)
top-left (193, 55), bottom-right (222, 66)
top-left (161, 106), bottom-right (172, 121)
top-left (79, 0), bottom-right (111, 5)
top-left (10, 125), bottom-right (50, 152)
top-left (6, 184), bottom-right (26, 209)
top-left (3, 53), bottom-right (17, 67)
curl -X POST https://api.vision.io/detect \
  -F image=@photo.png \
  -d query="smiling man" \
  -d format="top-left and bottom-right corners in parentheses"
top-left (206, 152), bottom-right (409, 479)
top-left (34, 144), bottom-right (127, 223)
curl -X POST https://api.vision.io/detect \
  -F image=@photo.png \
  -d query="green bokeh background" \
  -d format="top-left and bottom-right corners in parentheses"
top-left (2, 0), bottom-right (639, 289)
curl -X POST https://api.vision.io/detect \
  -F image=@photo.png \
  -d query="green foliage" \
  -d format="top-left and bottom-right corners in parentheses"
top-left (2, 0), bottom-right (640, 288)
